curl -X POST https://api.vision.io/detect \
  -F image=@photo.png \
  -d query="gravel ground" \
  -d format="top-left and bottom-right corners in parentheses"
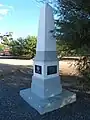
top-left (0, 60), bottom-right (90, 120)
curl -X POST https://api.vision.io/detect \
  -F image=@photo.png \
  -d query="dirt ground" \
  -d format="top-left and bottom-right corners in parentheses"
top-left (0, 59), bottom-right (79, 75)
top-left (0, 59), bottom-right (90, 120)
top-left (0, 59), bottom-right (80, 91)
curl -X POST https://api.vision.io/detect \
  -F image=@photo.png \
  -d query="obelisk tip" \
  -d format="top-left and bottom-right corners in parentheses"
top-left (44, 0), bottom-right (49, 4)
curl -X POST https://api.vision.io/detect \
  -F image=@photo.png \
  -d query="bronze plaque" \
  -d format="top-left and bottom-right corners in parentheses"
top-left (35, 65), bottom-right (42, 74)
top-left (47, 65), bottom-right (57, 75)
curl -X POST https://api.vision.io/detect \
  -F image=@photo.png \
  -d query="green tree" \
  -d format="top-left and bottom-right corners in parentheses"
top-left (24, 36), bottom-right (37, 58)
top-left (0, 44), bottom-right (5, 51)
top-left (10, 35), bottom-right (37, 58)
top-left (38, 0), bottom-right (90, 56)
top-left (10, 37), bottom-right (25, 56)
top-left (0, 32), bottom-right (37, 58)
top-left (55, 0), bottom-right (90, 49)
top-left (0, 32), bottom-right (13, 46)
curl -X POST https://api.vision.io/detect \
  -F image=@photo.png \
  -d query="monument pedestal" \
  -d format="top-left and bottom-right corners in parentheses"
top-left (20, 88), bottom-right (76, 114)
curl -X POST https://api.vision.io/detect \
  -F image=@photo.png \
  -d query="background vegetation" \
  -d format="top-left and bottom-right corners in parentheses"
top-left (0, 0), bottom-right (90, 58)
top-left (0, 0), bottom-right (90, 90)
top-left (0, 32), bottom-right (37, 59)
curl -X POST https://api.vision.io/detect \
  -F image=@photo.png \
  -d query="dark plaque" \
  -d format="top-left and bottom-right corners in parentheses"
top-left (35, 65), bottom-right (42, 74)
top-left (47, 65), bottom-right (57, 75)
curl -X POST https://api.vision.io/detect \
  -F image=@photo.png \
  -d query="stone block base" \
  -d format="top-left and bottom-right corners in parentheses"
top-left (20, 88), bottom-right (76, 115)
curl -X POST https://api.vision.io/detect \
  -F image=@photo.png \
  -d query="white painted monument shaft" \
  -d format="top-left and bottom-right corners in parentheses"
top-left (31, 3), bottom-right (62, 99)
top-left (20, 3), bottom-right (76, 115)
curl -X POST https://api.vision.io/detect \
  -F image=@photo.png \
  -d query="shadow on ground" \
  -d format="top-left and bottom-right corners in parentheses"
top-left (0, 63), bottom-right (90, 120)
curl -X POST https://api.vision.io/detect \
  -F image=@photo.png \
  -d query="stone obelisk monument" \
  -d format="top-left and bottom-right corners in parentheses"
top-left (20, 3), bottom-right (76, 115)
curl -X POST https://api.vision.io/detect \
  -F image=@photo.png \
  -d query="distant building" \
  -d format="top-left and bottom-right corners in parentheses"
top-left (0, 47), bottom-right (11, 56)
top-left (3, 47), bottom-right (11, 56)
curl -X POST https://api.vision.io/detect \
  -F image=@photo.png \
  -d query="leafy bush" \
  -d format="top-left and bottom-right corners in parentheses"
top-left (10, 37), bottom-right (26, 56)
top-left (10, 36), bottom-right (37, 58)
top-left (75, 56), bottom-right (90, 91)
top-left (56, 40), bottom-right (73, 57)
top-left (56, 40), bottom-right (90, 57)
top-left (24, 36), bottom-right (37, 58)
top-left (0, 44), bottom-right (5, 51)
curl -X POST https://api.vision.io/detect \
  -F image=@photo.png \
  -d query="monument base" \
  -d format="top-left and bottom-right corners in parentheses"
top-left (20, 88), bottom-right (76, 115)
